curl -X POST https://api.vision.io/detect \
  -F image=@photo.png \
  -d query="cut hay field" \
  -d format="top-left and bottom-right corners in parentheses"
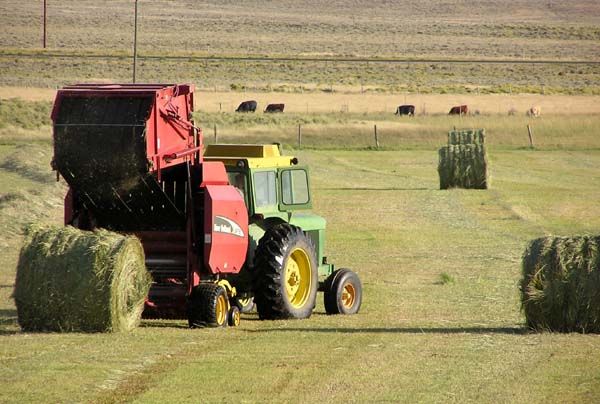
top-left (2, 0), bottom-right (600, 400)
top-left (1, 119), bottom-right (600, 402)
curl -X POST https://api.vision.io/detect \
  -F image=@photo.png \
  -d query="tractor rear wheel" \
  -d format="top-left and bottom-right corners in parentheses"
top-left (187, 283), bottom-right (229, 328)
top-left (253, 224), bottom-right (318, 320)
top-left (324, 269), bottom-right (362, 315)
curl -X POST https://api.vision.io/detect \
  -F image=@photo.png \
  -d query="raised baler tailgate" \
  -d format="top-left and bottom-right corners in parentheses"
top-left (203, 185), bottom-right (248, 274)
top-left (53, 95), bottom-right (185, 230)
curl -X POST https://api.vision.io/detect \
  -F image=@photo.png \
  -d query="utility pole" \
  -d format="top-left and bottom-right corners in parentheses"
top-left (43, 0), bottom-right (47, 48)
top-left (133, 0), bottom-right (139, 83)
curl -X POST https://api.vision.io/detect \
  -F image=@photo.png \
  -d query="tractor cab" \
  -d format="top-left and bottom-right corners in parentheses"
top-left (204, 144), bottom-right (311, 218)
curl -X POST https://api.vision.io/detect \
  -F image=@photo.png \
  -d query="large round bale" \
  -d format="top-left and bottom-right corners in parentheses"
top-left (14, 224), bottom-right (151, 332)
top-left (520, 235), bottom-right (600, 333)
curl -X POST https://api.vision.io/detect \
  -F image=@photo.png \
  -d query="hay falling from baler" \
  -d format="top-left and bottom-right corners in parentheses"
top-left (14, 224), bottom-right (151, 332)
top-left (520, 235), bottom-right (600, 333)
top-left (438, 129), bottom-right (489, 189)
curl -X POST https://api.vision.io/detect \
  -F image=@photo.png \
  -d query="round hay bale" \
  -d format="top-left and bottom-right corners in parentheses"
top-left (520, 235), bottom-right (600, 333)
top-left (14, 224), bottom-right (151, 332)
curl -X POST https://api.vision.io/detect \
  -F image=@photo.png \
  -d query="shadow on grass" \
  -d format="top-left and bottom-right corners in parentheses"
top-left (140, 320), bottom-right (189, 329)
top-left (245, 326), bottom-right (527, 335)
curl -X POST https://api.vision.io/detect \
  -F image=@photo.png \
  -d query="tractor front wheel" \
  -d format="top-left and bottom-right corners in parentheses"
top-left (187, 283), bottom-right (229, 328)
top-left (253, 224), bottom-right (318, 320)
top-left (324, 268), bottom-right (362, 315)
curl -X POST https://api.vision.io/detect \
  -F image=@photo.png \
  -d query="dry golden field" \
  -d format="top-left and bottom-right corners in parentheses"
top-left (0, 0), bottom-right (599, 92)
top-left (2, 86), bottom-right (600, 115)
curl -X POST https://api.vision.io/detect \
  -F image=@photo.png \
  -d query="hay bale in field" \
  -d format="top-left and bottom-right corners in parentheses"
top-left (448, 129), bottom-right (485, 146)
top-left (438, 143), bottom-right (489, 189)
top-left (520, 235), bottom-right (600, 333)
top-left (14, 224), bottom-right (151, 332)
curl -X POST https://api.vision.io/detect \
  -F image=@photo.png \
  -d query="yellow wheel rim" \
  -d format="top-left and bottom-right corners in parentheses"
top-left (232, 310), bottom-right (241, 327)
top-left (285, 248), bottom-right (312, 309)
top-left (216, 293), bottom-right (227, 325)
top-left (341, 282), bottom-right (356, 309)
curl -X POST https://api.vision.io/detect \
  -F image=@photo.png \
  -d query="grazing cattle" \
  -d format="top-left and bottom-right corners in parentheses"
top-left (449, 105), bottom-right (468, 115)
top-left (527, 106), bottom-right (541, 117)
top-left (264, 103), bottom-right (285, 113)
top-left (395, 105), bottom-right (415, 116)
top-left (236, 100), bottom-right (257, 113)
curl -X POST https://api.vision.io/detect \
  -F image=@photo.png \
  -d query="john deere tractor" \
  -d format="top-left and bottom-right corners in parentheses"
top-left (203, 144), bottom-right (362, 321)
top-left (50, 83), bottom-right (362, 328)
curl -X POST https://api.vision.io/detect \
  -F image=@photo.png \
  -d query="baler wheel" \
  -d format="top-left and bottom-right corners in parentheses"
top-left (187, 283), bottom-right (229, 328)
top-left (253, 224), bottom-right (318, 320)
top-left (324, 269), bottom-right (362, 315)
top-left (228, 306), bottom-right (241, 327)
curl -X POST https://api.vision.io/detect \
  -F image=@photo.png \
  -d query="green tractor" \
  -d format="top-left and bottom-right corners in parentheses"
top-left (204, 144), bottom-right (362, 320)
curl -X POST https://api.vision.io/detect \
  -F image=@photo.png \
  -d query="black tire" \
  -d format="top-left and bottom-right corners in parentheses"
top-left (228, 306), bottom-right (241, 327)
top-left (233, 296), bottom-right (255, 313)
top-left (187, 283), bottom-right (229, 328)
top-left (253, 223), bottom-right (318, 320)
top-left (324, 269), bottom-right (362, 315)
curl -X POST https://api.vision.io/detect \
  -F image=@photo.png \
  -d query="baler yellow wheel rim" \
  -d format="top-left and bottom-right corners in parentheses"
top-left (285, 248), bottom-right (312, 309)
top-left (231, 310), bottom-right (241, 327)
top-left (216, 293), bottom-right (228, 326)
top-left (341, 282), bottom-right (356, 309)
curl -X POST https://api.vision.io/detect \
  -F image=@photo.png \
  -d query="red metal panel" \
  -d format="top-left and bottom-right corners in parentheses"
top-left (201, 161), bottom-right (229, 186)
top-left (203, 184), bottom-right (249, 274)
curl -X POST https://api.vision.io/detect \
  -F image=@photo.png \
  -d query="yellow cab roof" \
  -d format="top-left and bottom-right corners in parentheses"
top-left (203, 144), bottom-right (297, 169)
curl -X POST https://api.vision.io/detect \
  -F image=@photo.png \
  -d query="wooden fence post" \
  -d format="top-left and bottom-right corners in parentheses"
top-left (298, 124), bottom-right (302, 148)
top-left (214, 124), bottom-right (218, 143)
top-left (374, 125), bottom-right (380, 148)
top-left (527, 124), bottom-right (534, 149)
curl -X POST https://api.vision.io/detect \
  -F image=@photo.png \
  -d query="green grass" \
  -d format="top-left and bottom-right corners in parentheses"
top-left (1, 130), bottom-right (600, 401)
top-left (438, 272), bottom-right (455, 285)
top-left (0, 98), bottom-right (52, 130)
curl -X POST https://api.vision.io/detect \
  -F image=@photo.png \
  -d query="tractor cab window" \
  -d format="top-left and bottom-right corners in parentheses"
top-left (227, 171), bottom-right (247, 201)
top-left (253, 171), bottom-right (277, 208)
top-left (281, 169), bottom-right (310, 205)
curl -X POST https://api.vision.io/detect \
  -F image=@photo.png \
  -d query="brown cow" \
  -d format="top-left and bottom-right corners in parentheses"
top-left (527, 106), bottom-right (541, 117)
top-left (264, 103), bottom-right (285, 113)
top-left (449, 105), bottom-right (468, 115)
